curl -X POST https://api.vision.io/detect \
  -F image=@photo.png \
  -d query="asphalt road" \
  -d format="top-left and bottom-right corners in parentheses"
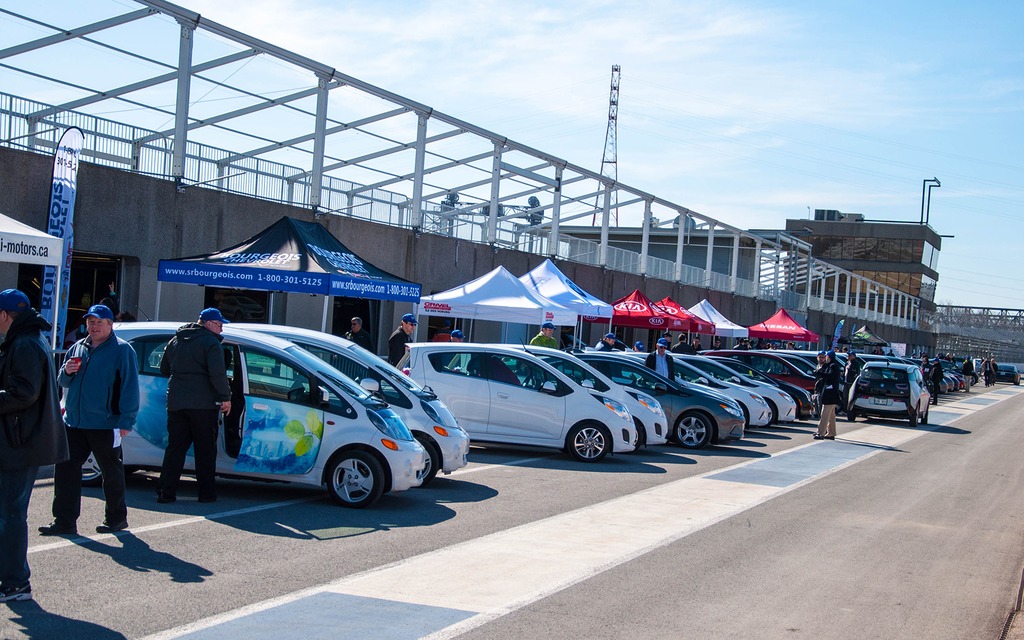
top-left (3, 385), bottom-right (1023, 639)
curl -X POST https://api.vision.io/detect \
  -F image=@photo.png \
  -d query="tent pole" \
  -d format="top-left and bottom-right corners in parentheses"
top-left (321, 295), bottom-right (329, 332)
top-left (154, 281), bottom-right (162, 321)
top-left (50, 274), bottom-right (62, 352)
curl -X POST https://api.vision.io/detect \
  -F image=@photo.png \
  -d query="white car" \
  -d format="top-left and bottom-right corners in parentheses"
top-left (107, 322), bottom-right (427, 508)
top-left (674, 354), bottom-right (797, 423)
top-left (400, 343), bottom-right (637, 462)
top-left (502, 344), bottom-right (669, 447)
top-left (233, 323), bottom-right (470, 484)
top-left (847, 362), bottom-right (931, 427)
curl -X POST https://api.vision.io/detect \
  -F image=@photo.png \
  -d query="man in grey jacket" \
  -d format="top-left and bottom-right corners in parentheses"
top-left (157, 308), bottom-right (232, 503)
top-left (0, 289), bottom-right (68, 602)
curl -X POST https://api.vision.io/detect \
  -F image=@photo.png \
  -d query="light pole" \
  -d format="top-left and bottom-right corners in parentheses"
top-left (920, 177), bottom-right (940, 224)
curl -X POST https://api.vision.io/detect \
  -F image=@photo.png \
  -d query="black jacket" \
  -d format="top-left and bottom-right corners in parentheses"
top-left (0, 308), bottom-right (68, 470)
top-left (644, 351), bottom-right (676, 380)
top-left (161, 323), bottom-right (231, 411)
top-left (388, 326), bottom-right (411, 366)
top-left (814, 360), bottom-right (842, 405)
top-left (345, 328), bottom-right (373, 351)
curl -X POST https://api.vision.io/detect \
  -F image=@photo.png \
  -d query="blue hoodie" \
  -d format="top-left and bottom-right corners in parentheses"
top-left (59, 331), bottom-right (140, 431)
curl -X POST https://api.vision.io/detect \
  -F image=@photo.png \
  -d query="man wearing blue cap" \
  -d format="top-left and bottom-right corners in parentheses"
top-left (529, 322), bottom-right (559, 349)
top-left (41, 303), bottom-right (140, 536)
top-left (595, 332), bottom-right (618, 352)
top-left (644, 338), bottom-right (676, 380)
top-left (388, 313), bottom-right (417, 366)
top-left (156, 308), bottom-right (232, 503)
top-left (0, 289), bottom-right (67, 601)
top-left (450, 329), bottom-right (465, 343)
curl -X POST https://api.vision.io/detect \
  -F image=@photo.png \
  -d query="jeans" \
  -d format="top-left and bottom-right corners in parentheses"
top-left (52, 428), bottom-right (127, 526)
top-left (0, 466), bottom-right (39, 588)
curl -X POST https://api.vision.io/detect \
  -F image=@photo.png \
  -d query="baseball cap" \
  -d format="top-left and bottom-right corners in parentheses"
top-left (657, 338), bottom-right (669, 347)
top-left (401, 313), bottom-right (418, 325)
top-left (541, 321), bottom-right (556, 330)
top-left (0, 289), bottom-right (30, 312)
top-left (199, 308), bottom-right (230, 324)
top-left (826, 350), bottom-right (835, 358)
top-left (83, 304), bottom-right (114, 321)
top-left (817, 350), bottom-right (827, 356)
top-left (450, 329), bottom-right (464, 339)
top-left (634, 341), bottom-right (645, 350)
top-left (604, 332), bottom-right (617, 340)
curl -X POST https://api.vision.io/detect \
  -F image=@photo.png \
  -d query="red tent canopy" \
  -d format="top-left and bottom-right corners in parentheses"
top-left (589, 290), bottom-right (689, 330)
top-left (655, 297), bottom-right (715, 334)
top-left (747, 308), bottom-right (820, 342)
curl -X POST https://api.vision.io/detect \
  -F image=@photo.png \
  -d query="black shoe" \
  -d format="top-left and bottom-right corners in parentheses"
top-left (197, 496), bottom-right (217, 503)
top-left (95, 521), bottom-right (129, 534)
top-left (156, 493), bottom-right (176, 504)
top-left (813, 434), bottom-right (825, 440)
top-left (0, 583), bottom-right (32, 602)
top-left (825, 436), bottom-right (835, 440)
top-left (38, 522), bottom-right (77, 536)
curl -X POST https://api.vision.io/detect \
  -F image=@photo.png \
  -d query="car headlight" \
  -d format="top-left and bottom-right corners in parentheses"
top-left (367, 408), bottom-right (415, 441)
top-left (419, 399), bottom-right (461, 430)
top-left (749, 393), bottom-right (768, 406)
top-left (721, 402), bottom-right (744, 418)
top-left (597, 395), bottom-right (632, 422)
top-left (632, 392), bottom-right (665, 418)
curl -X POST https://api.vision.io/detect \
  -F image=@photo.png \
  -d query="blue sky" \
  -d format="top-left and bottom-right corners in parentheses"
top-left (3, 0), bottom-right (1022, 308)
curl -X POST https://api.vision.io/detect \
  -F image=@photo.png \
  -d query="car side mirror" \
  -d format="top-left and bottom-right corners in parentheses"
top-left (360, 378), bottom-right (380, 393)
top-left (653, 383), bottom-right (668, 394)
top-left (541, 380), bottom-right (557, 393)
top-left (730, 376), bottom-right (742, 383)
top-left (582, 379), bottom-right (595, 389)
top-left (698, 376), bottom-right (710, 385)
top-left (318, 385), bottom-right (330, 407)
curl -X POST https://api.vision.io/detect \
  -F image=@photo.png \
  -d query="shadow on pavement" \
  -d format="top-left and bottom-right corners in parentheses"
top-left (2, 599), bottom-right (127, 639)
top-left (73, 533), bottom-right (214, 584)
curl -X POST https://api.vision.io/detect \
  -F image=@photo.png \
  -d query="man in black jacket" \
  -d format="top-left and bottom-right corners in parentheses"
top-left (157, 308), bottom-right (232, 503)
top-left (813, 350), bottom-right (841, 440)
top-left (644, 338), bottom-right (676, 381)
top-left (0, 289), bottom-right (68, 602)
top-left (344, 316), bottom-right (373, 351)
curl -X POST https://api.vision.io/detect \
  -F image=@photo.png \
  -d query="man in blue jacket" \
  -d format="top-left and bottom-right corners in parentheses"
top-left (41, 304), bottom-right (139, 536)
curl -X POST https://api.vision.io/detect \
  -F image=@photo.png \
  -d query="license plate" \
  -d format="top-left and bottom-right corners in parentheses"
top-left (872, 397), bottom-right (892, 406)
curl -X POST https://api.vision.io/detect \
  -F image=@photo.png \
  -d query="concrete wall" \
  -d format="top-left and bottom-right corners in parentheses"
top-left (0, 146), bottom-right (933, 352)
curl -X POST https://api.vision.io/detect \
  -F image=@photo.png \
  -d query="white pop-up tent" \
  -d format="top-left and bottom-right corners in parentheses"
top-left (0, 212), bottom-right (65, 350)
top-left (415, 265), bottom-right (577, 326)
top-left (688, 299), bottom-right (749, 338)
top-left (519, 259), bottom-right (613, 319)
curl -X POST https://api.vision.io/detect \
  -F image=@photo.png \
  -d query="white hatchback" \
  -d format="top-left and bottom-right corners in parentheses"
top-left (401, 343), bottom-right (637, 462)
top-left (233, 323), bottom-right (470, 484)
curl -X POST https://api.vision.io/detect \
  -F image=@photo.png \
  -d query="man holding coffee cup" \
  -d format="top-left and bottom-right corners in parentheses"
top-left (40, 304), bottom-right (140, 536)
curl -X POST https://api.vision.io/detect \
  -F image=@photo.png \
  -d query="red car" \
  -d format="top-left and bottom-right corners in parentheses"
top-left (702, 350), bottom-right (817, 391)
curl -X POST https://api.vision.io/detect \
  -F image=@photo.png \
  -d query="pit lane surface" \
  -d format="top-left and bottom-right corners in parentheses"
top-left (4, 386), bottom-right (1023, 639)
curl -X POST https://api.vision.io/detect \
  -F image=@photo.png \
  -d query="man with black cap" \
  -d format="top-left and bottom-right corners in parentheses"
top-left (156, 308), bottom-right (232, 503)
top-left (41, 303), bottom-right (140, 536)
top-left (644, 338), bottom-right (676, 380)
top-left (529, 322), bottom-right (559, 349)
top-left (0, 289), bottom-right (67, 602)
top-left (388, 313), bottom-right (417, 365)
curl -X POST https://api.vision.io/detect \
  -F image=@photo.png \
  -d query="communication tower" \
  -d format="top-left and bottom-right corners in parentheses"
top-left (593, 65), bottom-right (620, 225)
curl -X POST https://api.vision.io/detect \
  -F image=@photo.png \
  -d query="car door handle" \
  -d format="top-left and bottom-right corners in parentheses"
top-left (497, 392), bottom-right (510, 399)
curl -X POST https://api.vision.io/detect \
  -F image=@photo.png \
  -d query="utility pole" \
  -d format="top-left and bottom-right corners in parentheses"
top-left (593, 65), bottom-right (620, 225)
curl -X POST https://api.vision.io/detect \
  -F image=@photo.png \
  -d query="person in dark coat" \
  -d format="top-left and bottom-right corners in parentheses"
top-left (813, 350), bottom-right (841, 440)
top-left (644, 338), bottom-right (676, 381)
top-left (157, 308), bottom-right (232, 503)
top-left (344, 316), bottom-right (373, 351)
top-left (594, 332), bottom-right (617, 352)
top-left (388, 313), bottom-right (417, 365)
top-left (930, 358), bottom-right (945, 405)
top-left (0, 289), bottom-right (68, 602)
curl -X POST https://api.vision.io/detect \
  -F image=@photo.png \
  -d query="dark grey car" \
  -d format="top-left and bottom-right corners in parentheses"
top-left (578, 352), bottom-right (746, 449)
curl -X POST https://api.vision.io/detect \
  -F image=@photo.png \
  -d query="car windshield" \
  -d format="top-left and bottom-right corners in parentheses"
top-left (685, 358), bottom-right (747, 384)
top-left (535, 354), bottom-right (610, 392)
top-left (776, 354), bottom-right (816, 375)
top-left (860, 367), bottom-right (909, 384)
top-left (284, 346), bottom-right (377, 403)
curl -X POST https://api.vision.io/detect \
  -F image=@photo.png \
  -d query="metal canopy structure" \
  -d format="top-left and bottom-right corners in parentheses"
top-left (0, 0), bottom-right (919, 330)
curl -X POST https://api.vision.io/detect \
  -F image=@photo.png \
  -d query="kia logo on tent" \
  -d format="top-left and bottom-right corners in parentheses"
top-left (649, 318), bottom-right (665, 326)
top-left (616, 301), bottom-right (647, 312)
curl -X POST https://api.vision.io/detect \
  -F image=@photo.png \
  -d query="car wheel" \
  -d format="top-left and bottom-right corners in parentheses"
top-left (414, 435), bottom-right (441, 486)
top-left (82, 454), bottom-right (102, 487)
top-left (566, 423), bottom-right (611, 462)
top-left (632, 418), bottom-right (647, 450)
top-left (846, 408), bottom-right (857, 422)
top-left (920, 404), bottom-right (929, 425)
top-left (325, 450), bottom-right (385, 508)
top-left (766, 400), bottom-right (779, 425)
top-left (674, 412), bottom-right (713, 449)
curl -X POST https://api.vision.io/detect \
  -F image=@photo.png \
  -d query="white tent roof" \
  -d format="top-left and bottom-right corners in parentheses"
top-left (416, 265), bottom-right (577, 326)
top-left (0, 212), bottom-right (62, 267)
top-left (688, 299), bottom-right (749, 338)
top-left (519, 259), bottom-right (613, 319)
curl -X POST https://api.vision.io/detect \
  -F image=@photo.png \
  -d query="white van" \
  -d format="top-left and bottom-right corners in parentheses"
top-left (233, 323), bottom-right (470, 484)
top-left (110, 323), bottom-right (426, 508)
top-left (400, 343), bottom-right (636, 462)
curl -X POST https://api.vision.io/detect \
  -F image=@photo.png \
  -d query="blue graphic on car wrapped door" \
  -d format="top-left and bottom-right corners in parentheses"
top-left (233, 399), bottom-right (323, 475)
